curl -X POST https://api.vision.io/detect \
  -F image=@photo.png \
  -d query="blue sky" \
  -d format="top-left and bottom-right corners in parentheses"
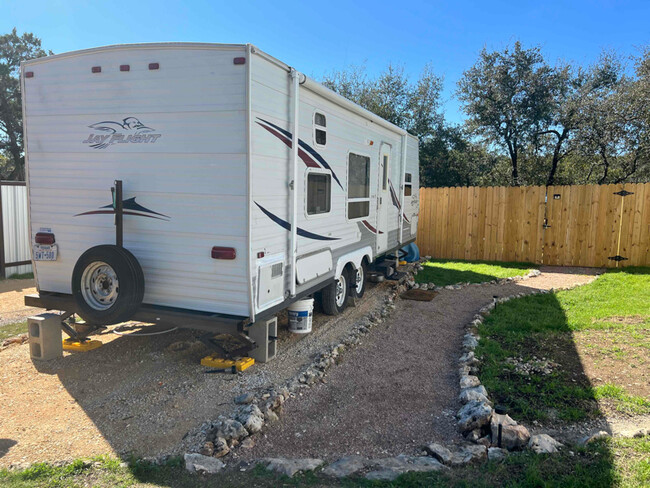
top-left (4, 0), bottom-right (649, 123)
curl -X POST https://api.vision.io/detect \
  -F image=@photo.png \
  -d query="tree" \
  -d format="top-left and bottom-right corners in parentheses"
top-left (0, 29), bottom-right (51, 180)
top-left (534, 54), bottom-right (622, 185)
top-left (571, 51), bottom-right (649, 184)
top-left (457, 42), bottom-right (559, 185)
top-left (322, 63), bottom-right (444, 139)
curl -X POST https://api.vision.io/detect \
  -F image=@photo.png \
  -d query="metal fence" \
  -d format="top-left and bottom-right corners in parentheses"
top-left (0, 181), bottom-right (32, 278)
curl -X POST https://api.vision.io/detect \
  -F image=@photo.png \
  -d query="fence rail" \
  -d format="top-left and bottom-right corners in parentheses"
top-left (416, 183), bottom-right (650, 268)
top-left (0, 181), bottom-right (32, 278)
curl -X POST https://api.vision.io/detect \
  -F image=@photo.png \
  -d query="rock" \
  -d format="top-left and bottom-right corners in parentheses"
top-left (423, 443), bottom-right (453, 464)
top-left (457, 401), bottom-right (493, 433)
top-left (459, 351), bottom-right (479, 366)
top-left (263, 408), bottom-right (279, 423)
top-left (365, 456), bottom-right (444, 480)
top-left (462, 334), bottom-right (479, 350)
top-left (213, 437), bottom-right (230, 458)
top-left (184, 453), bottom-right (224, 474)
top-left (460, 375), bottom-right (481, 389)
top-left (448, 445), bottom-right (487, 465)
top-left (234, 392), bottom-right (254, 405)
top-left (198, 442), bottom-right (214, 457)
top-left (464, 429), bottom-right (482, 442)
top-left (579, 431), bottom-right (610, 446)
top-left (264, 458), bottom-right (324, 477)
top-left (490, 415), bottom-right (530, 450)
top-left (488, 447), bottom-right (508, 461)
top-left (459, 385), bottom-right (490, 404)
top-left (236, 405), bottom-right (265, 434)
top-left (528, 434), bottom-right (563, 454)
top-left (477, 436), bottom-right (491, 447)
top-left (211, 419), bottom-right (248, 442)
top-left (240, 437), bottom-right (255, 449)
top-left (322, 456), bottom-right (367, 478)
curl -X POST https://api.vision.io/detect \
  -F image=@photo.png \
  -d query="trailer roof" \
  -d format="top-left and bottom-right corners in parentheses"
top-left (22, 42), bottom-right (418, 141)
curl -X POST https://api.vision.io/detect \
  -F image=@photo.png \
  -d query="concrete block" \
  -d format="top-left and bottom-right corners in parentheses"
top-left (28, 314), bottom-right (63, 361)
top-left (248, 317), bottom-right (277, 363)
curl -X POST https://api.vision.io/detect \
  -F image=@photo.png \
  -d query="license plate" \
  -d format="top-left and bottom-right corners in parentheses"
top-left (33, 244), bottom-right (58, 261)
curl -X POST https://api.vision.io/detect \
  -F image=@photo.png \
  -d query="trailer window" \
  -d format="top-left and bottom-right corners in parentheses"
top-left (404, 173), bottom-right (413, 196)
top-left (307, 173), bottom-right (331, 215)
top-left (347, 153), bottom-right (370, 219)
top-left (314, 112), bottom-right (326, 147)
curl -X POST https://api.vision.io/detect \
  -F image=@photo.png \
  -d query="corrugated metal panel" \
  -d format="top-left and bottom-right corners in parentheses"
top-left (1, 184), bottom-right (32, 276)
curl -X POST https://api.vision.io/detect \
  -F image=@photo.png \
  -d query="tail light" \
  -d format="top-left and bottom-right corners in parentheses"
top-left (211, 246), bottom-right (236, 260)
top-left (35, 232), bottom-right (55, 245)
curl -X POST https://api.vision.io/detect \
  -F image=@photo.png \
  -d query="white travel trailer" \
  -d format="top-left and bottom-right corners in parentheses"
top-left (21, 43), bottom-right (419, 358)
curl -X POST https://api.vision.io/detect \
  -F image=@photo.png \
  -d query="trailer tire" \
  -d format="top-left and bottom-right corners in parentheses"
top-left (321, 270), bottom-right (350, 315)
top-left (71, 245), bottom-right (145, 325)
top-left (350, 261), bottom-right (368, 299)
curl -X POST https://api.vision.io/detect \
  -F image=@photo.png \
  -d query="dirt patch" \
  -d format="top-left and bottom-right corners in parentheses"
top-left (0, 278), bottom-right (37, 327)
top-left (0, 281), bottom-right (394, 467)
top-left (594, 315), bottom-right (647, 325)
top-left (574, 328), bottom-right (649, 401)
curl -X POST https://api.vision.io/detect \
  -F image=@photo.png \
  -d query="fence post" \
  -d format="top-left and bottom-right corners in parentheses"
top-left (0, 183), bottom-right (5, 279)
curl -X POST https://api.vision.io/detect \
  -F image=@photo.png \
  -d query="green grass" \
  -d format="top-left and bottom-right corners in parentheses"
top-left (2, 272), bottom-right (34, 280)
top-left (1, 438), bottom-right (648, 487)
top-left (0, 320), bottom-right (27, 341)
top-left (475, 267), bottom-right (650, 422)
top-left (594, 384), bottom-right (650, 416)
top-left (415, 259), bottom-right (535, 286)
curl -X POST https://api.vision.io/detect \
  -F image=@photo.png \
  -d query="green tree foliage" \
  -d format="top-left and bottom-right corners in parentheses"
top-left (322, 62), bottom-right (444, 139)
top-left (457, 42), bottom-right (560, 186)
top-left (0, 28), bottom-right (51, 180)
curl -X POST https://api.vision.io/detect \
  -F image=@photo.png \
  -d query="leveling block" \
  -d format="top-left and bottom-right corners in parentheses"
top-left (200, 354), bottom-right (255, 372)
top-left (62, 338), bottom-right (103, 352)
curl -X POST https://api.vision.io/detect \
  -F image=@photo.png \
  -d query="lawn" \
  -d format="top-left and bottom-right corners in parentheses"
top-left (414, 259), bottom-right (536, 286)
top-left (1, 437), bottom-right (648, 487)
top-left (0, 321), bottom-right (27, 342)
top-left (475, 267), bottom-right (650, 422)
top-left (1, 272), bottom-right (34, 280)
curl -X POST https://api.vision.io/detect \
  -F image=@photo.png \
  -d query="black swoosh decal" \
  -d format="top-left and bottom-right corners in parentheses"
top-left (255, 202), bottom-right (339, 241)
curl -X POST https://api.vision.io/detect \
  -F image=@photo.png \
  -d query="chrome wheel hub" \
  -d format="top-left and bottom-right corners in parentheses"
top-left (81, 261), bottom-right (119, 310)
top-left (335, 274), bottom-right (347, 307)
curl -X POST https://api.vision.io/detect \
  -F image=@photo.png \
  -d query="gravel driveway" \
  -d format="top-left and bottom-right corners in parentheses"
top-left (239, 267), bottom-right (600, 461)
top-left (0, 280), bottom-right (394, 467)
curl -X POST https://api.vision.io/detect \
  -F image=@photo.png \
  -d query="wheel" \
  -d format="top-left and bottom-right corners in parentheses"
top-left (350, 261), bottom-right (368, 299)
top-left (71, 245), bottom-right (145, 325)
top-left (321, 270), bottom-right (350, 315)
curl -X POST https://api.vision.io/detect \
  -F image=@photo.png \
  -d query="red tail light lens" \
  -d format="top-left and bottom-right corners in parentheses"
top-left (25, 71), bottom-right (34, 78)
top-left (233, 57), bottom-right (246, 65)
top-left (211, 246), bottom-right (236, 260)
top-left (91, 66), bottom-right (101, 73)
top-left (148, 63), bottom-right (159, 70)
top-left (35, 232), bottom-right (55, 245)
top-left (120, 64), bottom-right (130, 72)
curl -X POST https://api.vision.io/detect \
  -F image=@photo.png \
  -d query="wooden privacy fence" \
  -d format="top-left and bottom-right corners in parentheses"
top-left (416, 183), bottom-right (650, 268)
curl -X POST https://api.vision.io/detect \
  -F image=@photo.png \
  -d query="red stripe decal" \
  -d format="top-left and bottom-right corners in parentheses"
top-left (257, 122), bottom-right (320, 168)
top-left (362, 220), bottom-right (384, 234)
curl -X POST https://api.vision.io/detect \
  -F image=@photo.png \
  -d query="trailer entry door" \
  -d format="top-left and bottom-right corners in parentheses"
top-left (376, 143), bottom-right (390, 253)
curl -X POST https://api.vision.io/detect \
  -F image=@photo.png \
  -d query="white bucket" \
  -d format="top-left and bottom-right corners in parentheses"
top-left (288, 298), bottom-right (314, 334)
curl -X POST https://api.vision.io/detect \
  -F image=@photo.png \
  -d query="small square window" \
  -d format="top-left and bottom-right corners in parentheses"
top-left (314, 112), bottom-right (326, 147)
top-left (404, 173), bottom-right (413, 196)
top-left (307, 173), bottom-right (331, 215)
